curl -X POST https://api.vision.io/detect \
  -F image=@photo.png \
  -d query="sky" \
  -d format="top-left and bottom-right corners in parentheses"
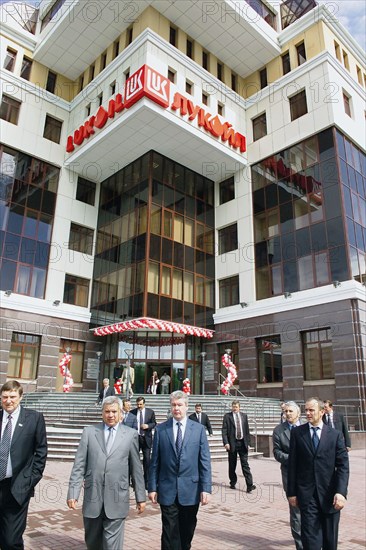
top-left (1, 0), bottom-right (365, 50)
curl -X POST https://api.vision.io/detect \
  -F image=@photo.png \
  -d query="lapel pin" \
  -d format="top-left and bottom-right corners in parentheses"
top-left (19, 424), bottom-right (23, 427)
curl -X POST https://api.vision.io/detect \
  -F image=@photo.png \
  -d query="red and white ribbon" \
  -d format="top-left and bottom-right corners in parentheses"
top-left (182, 378), bottom-right (191, 395)
top-left (58, 352), bottom-right (74, 393)
top-left (220, 353), bottom-right (237, 395)
top-left (114, 379), bottom-right (122, 394)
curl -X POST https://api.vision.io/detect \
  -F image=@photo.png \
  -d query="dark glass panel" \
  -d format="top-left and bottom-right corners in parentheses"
top-left (318, 128), bottom-right (334, 162)
top-left (280, 202), bottom-right (294, 233)
top-left (24, 210), bottom-right (37, 238)
top-left (296, 227), bottom-right (311, 256)
top-left (265, 184), bottom-right (278, 208)
top-left (183, 301), bottom-right (194, 324)
top-left (335, 131), bottom-right (346, 159)
top-left (135, 234), bottom-right (146, 262)
top-left (11, 181), bottom-right (27, 205)
top-left (278, 181), bottom-right (293, 204)
top-left (323, 184), bottom-right (342, 219)
top-left (149, 234), bottom-right (161, 261)
top-left (173, 242), bottom-right (184, 268)
top-left (342, 186), bottom-right (353, 218)
top-left (151, 181), bottom-right (163, 204)
top-left (206, 204), bottom-right (214, 227)
top-left (161, 238), bottom-right (172, 265)
top-left (282, 232), bottom-right (296, 260)
top-left (356, 172), bottom-right (363, 195)
top-left (163, 185), bottom-right (175, 209)
top-left (206, 256), bottom-right (215, 277)
top-left (195, 250), bottom-right (205, 275)
top-left (253, 189), bottom-right (265, 214)
top-left (310, 223), bottom-right (327, 251)
top-left (355, 223), bottom-right (364, 250)
top-left (0, 259), bottom-right (16, 290)
top-left (27, 187), bottom-right (42, 210)
top-left (185, 246), bottom-right (194, 271)
top-left (8, 205), bottom-right (24, 234)
top-left (345, 139), bottom-right (354, 168)
top-left (256, 242), bottom-right (268, 267)
top-left (320, 159), bottom-right (339, 188)
top-left (186, 196), bottom-right (195, 218)
top-left (147, 293), bottom-right (159, 318)
top-left (329, 246), bottom-right (348, 281)
top-left (346, 217), bottom-right (356, 247)
top-left (268, 236), bottom-right (281, 263)
top-left (339, 160), bottom-right (349, 185)
top-left (196, 175), bottom-right (205, 199)
top-left (20, 237), bottom-right (36, 263)
top-left (35, 242), bottom-right (50, 268)
top-left (4, 233), bottom-right (20, 260)
top-left (326, 218), bottom-right (345, 248)
top-left (0, 231), bottom-right (4, 255)
top-left (160, 296), bottom-right (171, 319)
top-left (283, 260), bottom-right (297, 292)
top-left (132, 293), bottom-right (143, 318)
top-left (172, 299), bottom-right (183, 323)
top-left (174, 190), bottom-right (185, 213)
top-left (196, 199), bottom-right (205, 221)
top-left (41, 190), bottom-right (56, 214)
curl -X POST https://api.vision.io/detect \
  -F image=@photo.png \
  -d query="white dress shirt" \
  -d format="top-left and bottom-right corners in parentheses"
top-left (1, 405), bottom-right (21, 478)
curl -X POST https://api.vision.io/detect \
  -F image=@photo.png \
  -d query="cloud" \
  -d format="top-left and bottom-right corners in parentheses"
top-left (318, 0), bottom-right (366, 49)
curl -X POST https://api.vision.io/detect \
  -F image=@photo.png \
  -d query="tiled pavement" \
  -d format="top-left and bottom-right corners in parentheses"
top-left (25, 449), bottom-right (365, 549)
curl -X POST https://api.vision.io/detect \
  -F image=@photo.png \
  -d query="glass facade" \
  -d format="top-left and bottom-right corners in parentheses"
top-left (0, 146), bottom-right (59, 297)
top-left (91, 151), bottom-right (215, 328)
top-left (252, 128), bottom-right (366, 299)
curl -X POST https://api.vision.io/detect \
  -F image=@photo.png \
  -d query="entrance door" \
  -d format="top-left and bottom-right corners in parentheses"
top-left (146, 364), bottom-right (172, 394)
top-left (172, 363), bottom-right (185, 391)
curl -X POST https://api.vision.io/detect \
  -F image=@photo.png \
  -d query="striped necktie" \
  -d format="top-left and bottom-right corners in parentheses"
top-left (0, 415), bottom-right (12, 480)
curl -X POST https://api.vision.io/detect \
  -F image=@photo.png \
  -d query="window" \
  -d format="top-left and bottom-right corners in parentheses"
top-left (296, 42), bottom-right (306, 65)
top-left (202, 50), bottom-right (208, 70)
top-left (334, 41), bottom-right (341, 61)
top-left (124, 69), bottom-right (130, 81)
top-left (343, 92), bottom-right (351, 117)
top-left (101, 52), bottom-right (107, 71)
top-left (289, 90), bottom-right (307, 121)
top-left (98, 93), bottom-right (103, 106)
top-left (79, 75), bottom-right (84, 92)
top-left (89, 64), bottom-right (95, 83)
top-left (282, 52), bottom-right (291, 75)
top-left (43, 115), bottom-right (62, 143)
top-left (69, 223), bottom-right (94, 254)
top-left (8, 333), bottom-right (40, 379)
top-left (20, 57), bottom-right (32, 80)
top-left (231, 73), bottom-right (237, 92)
top-left (218, 223), bottom-right (238, 255)
top-left (4, 48), bottom-right (17, 71)
top-left (219, 176), bottom-right (235, 204)
top-left (41, 0), bottom-right (67, 31)
top-left (259, 68), bottom-right (267, 89)
top-left (46, 70), bottom-right (57, 93)
top-left (76, 177), bottom-right (96, 205)
top-left (0, 95), bottom-right (21, 125)
top-left (86, 103), bottom-right (91, 116)
top-left (60, 340), bottom-right (85, 384)
top-left (302, 328), bottom-right (334, 380)
top-left (342, 50), bottom-right (349, 70)
top-left (218, 102), bottom-right (223, 116)
top-left (186, 80), bottom-right (192, 95)
top-left (113, 40), bottom-right (120, 58)
top-left (219, 275), bottom-right (239, 308)
top-left (110, 81), bottom-right (116, 96)
top-left (127, 26), bottom-right (133, 46)
top-left (217, 62), bottom-right (223, 81)
top-left (169, 26), bottom-right (176, 47)
top-left (186, 39), bottom-right (193, 59)
top-left (356, 66), bottom-right (363, 86)
top-left (202, 92), bottom-right (208, 106)
top-left (63, 274), bottom-right (89, 307)
top-left (257, 336), bottom-right (282, 383)
top-left (252, 112), bottom-right (267, 141)
top-left (168, 69), bottom-right (176, 83)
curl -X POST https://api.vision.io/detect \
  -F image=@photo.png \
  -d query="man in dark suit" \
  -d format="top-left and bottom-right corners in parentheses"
top-left (148, 390), bottom-right (211, 550)
top-left (0, 380), bottom-right (47, 550)
top-left (97, 378), bottom-right (115, 404)
top-left (323, 400), bottom-right (351, 450)
top-left (189, 403), bottom-right (213, 436)
top-left (122, 399), bottom-right (137, 429)
top-left (67, 396), bottom-right (146, 549)
top-left (131, 396), bottom-right (156, 489)
top-left (273, 401), bottom-right (303, 550)
top-left (287, 397), bottom-right (349, 550)
top-left (222, 400), bottom-right (256, 492)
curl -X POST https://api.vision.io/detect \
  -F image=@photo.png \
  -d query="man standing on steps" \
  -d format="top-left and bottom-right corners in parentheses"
top-left (189, 403), bottom-right (213, 436)
top-left (131, 396), bottom-right (156, 489)
top-left (97, 378), bottom-right (115, 405)
top-left (222, 400), bottom-right (256, 492)
top-left (0, 380), bottom-right (47, 550)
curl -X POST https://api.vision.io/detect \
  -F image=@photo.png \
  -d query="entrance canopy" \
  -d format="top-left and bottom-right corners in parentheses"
top-left (94, 317), bottom-right (214, 339)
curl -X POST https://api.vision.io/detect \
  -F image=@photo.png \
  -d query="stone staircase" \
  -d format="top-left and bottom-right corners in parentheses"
top-left (23, 392), bottom-right (281, 461)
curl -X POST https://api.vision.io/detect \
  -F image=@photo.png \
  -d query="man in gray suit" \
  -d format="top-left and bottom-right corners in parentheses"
top-left (273, 401), bottom-right (303, 550)
top-left (122, 399), bottom-right (138, 429)
top-left (67, 396), bottom-right (146, 550)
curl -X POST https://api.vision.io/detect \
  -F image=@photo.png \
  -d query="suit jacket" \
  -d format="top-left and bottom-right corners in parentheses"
top-left (189, 412), bottom-right (213, 435)
top-left (325, 411), bottom-right (351, 448)
top-left (287, 423), bottom-right (349, 513)
top-left (0, 407), bottom-right (47, 506)
top-left (67, 422), bottom-right (145, 519)
top-left (222, 411), bottom-right (251, 451)
top-left (272, 421), bottom-right (303, 491)
top-left (97, 386), bottom-right (115, 404)
top-left (148, 417), bottom-right (212, 506)
top-left (123, 412), bottom-right (138, 430)
top-left (131, 407), bottom-right (156, 448)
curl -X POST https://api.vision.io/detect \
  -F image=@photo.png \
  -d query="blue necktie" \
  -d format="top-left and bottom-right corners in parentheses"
top-left (176, 422), bottom-right (182, 459)
top-left (0, 415), bottom-right (12, 480)
top-left (312, 427), bottom-right (320, 450)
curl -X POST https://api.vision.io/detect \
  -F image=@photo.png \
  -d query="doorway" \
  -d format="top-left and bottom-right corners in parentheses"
top-left (146, 364), bottom-right (172, 394)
